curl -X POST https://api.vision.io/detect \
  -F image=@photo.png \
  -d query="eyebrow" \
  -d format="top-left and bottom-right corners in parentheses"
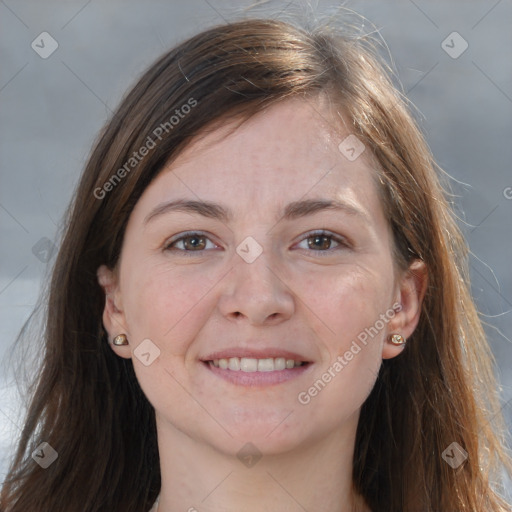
top-left (143, 198), bottom-right (367, 226)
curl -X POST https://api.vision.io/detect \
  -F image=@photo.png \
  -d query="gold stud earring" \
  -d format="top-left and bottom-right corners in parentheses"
top-left (113, 334), bottom-right (129, 346)
top-left (389, 334), bottom-right (406, 345)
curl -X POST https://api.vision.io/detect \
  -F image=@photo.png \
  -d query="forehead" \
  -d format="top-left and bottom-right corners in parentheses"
top-left (132, 98), bottom-right (381, 222)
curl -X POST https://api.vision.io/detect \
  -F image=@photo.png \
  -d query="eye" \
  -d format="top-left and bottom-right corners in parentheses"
top-left (295, 230), bottom-right (348, 253)
top-left (164, 231), bottom-right (219, 253)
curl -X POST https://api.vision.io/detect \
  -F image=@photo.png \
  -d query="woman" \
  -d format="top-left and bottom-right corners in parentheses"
top-left (1, 16), bottom-right (511, 512)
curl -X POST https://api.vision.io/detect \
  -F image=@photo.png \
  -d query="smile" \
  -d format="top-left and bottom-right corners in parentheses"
top-left (209, 357), bottom-right (306, 372)
top-left (202, 358), bottom-right (312, 387)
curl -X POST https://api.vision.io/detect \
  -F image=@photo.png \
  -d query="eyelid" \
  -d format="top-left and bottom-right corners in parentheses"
top-left (294, 229), bottom-right (351, 253)
top-left (163, 229), bottom-right (351, 255)
top-left (163, 230), bottom-right (220, 253)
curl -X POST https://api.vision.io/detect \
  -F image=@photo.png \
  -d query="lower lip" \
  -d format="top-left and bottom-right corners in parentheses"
top-left (202, 361), bottom-right (313, 387)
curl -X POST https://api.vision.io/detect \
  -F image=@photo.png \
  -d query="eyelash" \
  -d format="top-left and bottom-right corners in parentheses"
top-left (163, 230), bottom-right (350, 256)
top-left (297, 230), bottom-right (349, 254)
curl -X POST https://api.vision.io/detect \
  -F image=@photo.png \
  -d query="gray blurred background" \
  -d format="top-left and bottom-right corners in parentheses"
top-left (1, 0), bottom-right (511, 488)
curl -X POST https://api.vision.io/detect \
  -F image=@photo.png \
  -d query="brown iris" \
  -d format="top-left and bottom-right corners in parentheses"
top-left (307, 234), bottom-right (332, 251)
top-left (182, 235), bottom-right (207, 250)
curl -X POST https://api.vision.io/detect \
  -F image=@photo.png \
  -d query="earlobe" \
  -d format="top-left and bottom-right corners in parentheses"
top-left (382, 259), bottom-right (428, 360)
top-left (97, 264), bottom-right (132, 359)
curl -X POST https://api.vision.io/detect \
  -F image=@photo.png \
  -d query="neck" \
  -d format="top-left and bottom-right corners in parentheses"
top-left (154, 412), bottom-right (370, 512)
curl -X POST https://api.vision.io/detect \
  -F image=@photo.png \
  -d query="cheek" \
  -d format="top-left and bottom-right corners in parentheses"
top-left (296, 262), bottom-right (394, 349)
top-left (121, 263), bottom-right (221, 416)
top-left (121, 261), bottom-right (220, 352)
top-left (294, 264), bottom-right (393, 406)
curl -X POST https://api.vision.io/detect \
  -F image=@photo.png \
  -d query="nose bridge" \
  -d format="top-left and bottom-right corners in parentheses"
top-left (219, 243), bottom-right (294, 324)
top-left (237, 247), bottom-right (280, 292)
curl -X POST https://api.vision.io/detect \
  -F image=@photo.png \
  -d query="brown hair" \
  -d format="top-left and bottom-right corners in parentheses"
top-left (1, 17), bottom-right (510, 512)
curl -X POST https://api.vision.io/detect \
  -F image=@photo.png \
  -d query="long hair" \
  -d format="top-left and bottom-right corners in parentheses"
top-left (1, 17), bottom-right (510, 512)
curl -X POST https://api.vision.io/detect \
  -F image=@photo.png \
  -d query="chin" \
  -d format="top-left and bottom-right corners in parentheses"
top-left (208, 412), bottom-right (317, 458)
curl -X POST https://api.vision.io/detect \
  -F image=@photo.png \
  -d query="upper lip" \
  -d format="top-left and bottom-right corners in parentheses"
top-left (201, 347), bottom-right (312, 362)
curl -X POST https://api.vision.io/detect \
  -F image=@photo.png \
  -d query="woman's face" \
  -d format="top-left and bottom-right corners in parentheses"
top-left (99, 97), bottom-right (421, 456)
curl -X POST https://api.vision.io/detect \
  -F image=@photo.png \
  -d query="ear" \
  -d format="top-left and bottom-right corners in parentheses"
top-left (97, 264), bottom-right (132, 359)
top-left (382, 259), bottom-right (427, 360)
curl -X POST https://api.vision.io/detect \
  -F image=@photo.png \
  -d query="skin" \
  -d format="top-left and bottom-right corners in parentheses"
top-left (98, 97), bottom-right (426, 512)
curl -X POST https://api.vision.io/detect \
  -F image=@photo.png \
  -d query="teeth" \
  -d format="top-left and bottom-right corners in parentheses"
top-left (210, 357), bottom-right (304, 372)
top-left (257, 358), bottom-right (274, 372)
top-left (240, 358), bottom-right (258, 372)
top-left (274, 357), bottom-right (286, 370)
top-left (228, 357), bottom-right (240, 371)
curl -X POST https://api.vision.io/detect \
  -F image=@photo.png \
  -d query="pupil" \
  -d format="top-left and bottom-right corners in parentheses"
top-left (309, 235), bottom-right (330, 250)
top-left (186, 236), bottom-right (205, 250)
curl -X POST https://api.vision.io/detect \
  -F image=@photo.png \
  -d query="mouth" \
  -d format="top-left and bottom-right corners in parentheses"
top-left (200, 356), bottom-right (313, 387)
top-left (207, 356), bottom-right (309, 371)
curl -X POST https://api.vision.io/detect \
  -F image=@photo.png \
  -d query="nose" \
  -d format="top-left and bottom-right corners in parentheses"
top-left (217, 251), bottom-right (295, 326)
